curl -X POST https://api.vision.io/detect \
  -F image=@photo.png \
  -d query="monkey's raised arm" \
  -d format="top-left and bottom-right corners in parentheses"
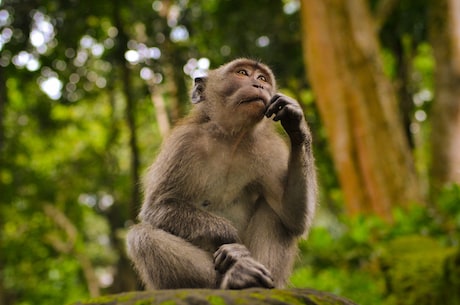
top-left (265, 93), bottom-right (317, 236)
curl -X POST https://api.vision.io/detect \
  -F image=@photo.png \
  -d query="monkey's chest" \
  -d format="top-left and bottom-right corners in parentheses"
top-left (193, 152), bottom-right (261, 231)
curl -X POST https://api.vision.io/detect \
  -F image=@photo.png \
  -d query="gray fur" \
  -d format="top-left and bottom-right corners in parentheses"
top-left (126, 58), bottom-right (317, 289)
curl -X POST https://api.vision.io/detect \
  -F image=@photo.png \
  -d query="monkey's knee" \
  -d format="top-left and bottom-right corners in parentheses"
top-left (126, 223), bottom-right (184, 260)
top-left (126, 223), bottom-right (163, 289)
top-left (126, 223), bottom-right (217, 289)
top-left (126, 223), bottom-right (153, 259)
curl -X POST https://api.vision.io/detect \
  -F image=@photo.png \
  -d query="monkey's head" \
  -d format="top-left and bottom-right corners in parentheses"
top-left (191, 58), bottom-right (277, 132)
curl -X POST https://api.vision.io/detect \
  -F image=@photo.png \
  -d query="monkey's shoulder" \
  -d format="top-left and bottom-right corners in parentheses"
top-left (157, 124), bottom-right (207, 155)
top-left (154, 121), bottom-right (290, 183)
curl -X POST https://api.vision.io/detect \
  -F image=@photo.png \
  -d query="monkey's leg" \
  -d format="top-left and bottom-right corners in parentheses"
top-left (126, 223), bottom-right (218, 289)
top-left (245, 203), bottom-right (298, 288)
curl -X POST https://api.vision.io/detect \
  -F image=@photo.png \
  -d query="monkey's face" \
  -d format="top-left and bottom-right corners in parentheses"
top-left (191, 59), bottom-right (277, 131)
top-left (212, 60), bottom-right (275, 122)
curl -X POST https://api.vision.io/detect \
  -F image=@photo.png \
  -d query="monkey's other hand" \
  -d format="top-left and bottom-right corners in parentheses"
top-left (265, 93), bottom-right (310, 145)
top-left (213, 243), bottom-right (251, 273)
top-left (219, 256), bottom-right (275, 289)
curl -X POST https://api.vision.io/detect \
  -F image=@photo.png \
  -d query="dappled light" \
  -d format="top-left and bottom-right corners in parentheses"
top-left (39, 76), bottom-right (62, 100)
top-left (183, 57), bottom-right (210, 78)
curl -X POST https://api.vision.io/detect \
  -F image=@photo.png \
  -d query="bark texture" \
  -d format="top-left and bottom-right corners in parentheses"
top-left (300, 0), bottom-right (422, 219)
top-left (429, 0), bottom-right (460, 192)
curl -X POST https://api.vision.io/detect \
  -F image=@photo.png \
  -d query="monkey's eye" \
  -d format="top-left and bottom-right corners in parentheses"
top-left (237, 69), bottom-right (249, 76)
top-left (258, 75), bottom-right (268, 82)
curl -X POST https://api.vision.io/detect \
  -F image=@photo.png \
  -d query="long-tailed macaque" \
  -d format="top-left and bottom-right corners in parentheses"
top-left (126, 58), bottom-right (317, 289)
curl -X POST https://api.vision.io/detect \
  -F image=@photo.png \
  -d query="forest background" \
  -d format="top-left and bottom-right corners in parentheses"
top-left (1, 0), bottom-right (460, 304)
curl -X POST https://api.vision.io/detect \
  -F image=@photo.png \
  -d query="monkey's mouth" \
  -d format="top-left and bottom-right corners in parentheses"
top-left (239, 97), bottom-right (266, 105)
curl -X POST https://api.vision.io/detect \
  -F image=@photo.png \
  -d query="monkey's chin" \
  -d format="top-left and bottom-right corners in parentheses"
top-left (239, 102), bottom-right (266, 122)
top-left (240, 100), bottom-right (265, 111)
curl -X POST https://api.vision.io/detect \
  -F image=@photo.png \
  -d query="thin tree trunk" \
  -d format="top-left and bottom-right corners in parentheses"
top-left (0, 234), bottom-right (6, 305)
top-left (113, 0), bottom-right (141, 221)
top-left (0, 66), bottom-right (6, 303)
top-left (0, 66), bottom-right (7, 152)
top-left (374, 0), bottom-right (400, 31)
top-left (148, 83), bottom-right (171, 138)
top-left (155, 2), bottom-right (189, 122)
top-left (429, 0), bottom-right (460, 193)
top-left (121, 64), bottom-right (141, 221)
top-left (105, 76), bottom-right (139, 293)
top-left (110, 0), bottom-right (142, 293)
top-left (43, 205), bottom-right (100, 297)
top-left (0, 66), bottom-right (10, 305)
top-left (300, 0), bottom-right (423, 219)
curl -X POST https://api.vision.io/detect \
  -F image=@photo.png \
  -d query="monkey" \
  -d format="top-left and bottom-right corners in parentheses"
top-left (126, 58), bottom-right (317, 290)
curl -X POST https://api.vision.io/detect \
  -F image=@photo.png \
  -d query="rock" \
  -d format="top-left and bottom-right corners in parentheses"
top-left (71, 288), bottom-right (358, 305)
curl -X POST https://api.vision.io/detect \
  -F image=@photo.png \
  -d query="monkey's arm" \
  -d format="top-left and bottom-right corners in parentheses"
top-left (140, 200), bottom-right (241, 252)
top-left (141, 194), bottom-right (275, 288)
top-left (282, 135), bottom-right (317, 235)
top-left (265, 93), bottom-right (317, 236)
top-left (140, 131), bottom-right (242, 252)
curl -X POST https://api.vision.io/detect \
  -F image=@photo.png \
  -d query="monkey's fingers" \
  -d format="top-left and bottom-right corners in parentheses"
top-left (265, 94), bottom-right (287, 118)
top-left (254, 265), bottom-right (275, 288)
top-left (272, 106), bottom-right (291, 122)
top-left (234, 257), bottom-right (274, 288)
top-left (220, 262), bottom-right (274, 289)
top-left (213, 243), bottom-right (250, 273)
top-left (214, 249), bottom-right (233, 273)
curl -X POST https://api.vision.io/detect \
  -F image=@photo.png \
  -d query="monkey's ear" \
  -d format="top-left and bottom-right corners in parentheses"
top-left (191, 77), bottom-right (207, 104)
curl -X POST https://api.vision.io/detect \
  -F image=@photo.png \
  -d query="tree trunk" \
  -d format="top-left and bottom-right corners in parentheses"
top-left (429, 0), bottom-right (460, 193)
top-left (0, 66), bottom-right (7, 152)
top-left (110, 0), bottom-right (142, 293)
top-left (148, 83), bottom-right (171, 138)
top-left (300, 0), bottom-right (423, 219)
top-left (43, 205), bottom-right (101, 297)
top-left (120, 63), bottom-right (141, 221)
top-left (113, 0), bottom-right (141, 221)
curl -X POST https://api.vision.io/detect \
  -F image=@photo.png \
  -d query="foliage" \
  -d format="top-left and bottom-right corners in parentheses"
top-left (0, 0), bottom-right (458, 304)
top-left (291, 184), bottom-right (460, 305)
top-left (0, 1), bottom-right (314, 303)
top-left (0, 91), bottom-right (127, 304)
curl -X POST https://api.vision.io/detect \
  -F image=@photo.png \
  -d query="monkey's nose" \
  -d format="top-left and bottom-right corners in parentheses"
top-left (253, 84), bottom-right (264, 89)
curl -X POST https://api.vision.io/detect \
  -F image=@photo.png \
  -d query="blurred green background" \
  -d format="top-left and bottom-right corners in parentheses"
top-left (1, 0), bottom-right (459, 304)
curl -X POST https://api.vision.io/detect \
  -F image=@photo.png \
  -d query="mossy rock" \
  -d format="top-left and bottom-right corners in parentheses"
top-left (380, 235), bottom-right (457, 305)
top-left (71, 288), bottom-right (358, 305)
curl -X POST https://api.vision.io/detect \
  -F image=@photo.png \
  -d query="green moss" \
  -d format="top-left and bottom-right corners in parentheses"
top-left (134, 299), bottom-right (154, 305)
top-left (247, 290), bottom-right (266, 300)
top-left (158, 301), bottom-right (177, 305)
top-left (309, 295), bottom-right (344, 305)
top-left (206, 295), bottom-right (226, 305)
top-left (276, 290), bottom-right (311, 305)
top-left (381, 235), bottom-right (456, 305)
top-left (71, 288), bottom-right (358, 305)
top-left (118, 292), bottom-right (146, 303)
top-left (76, 295), bottom-right (119, 304)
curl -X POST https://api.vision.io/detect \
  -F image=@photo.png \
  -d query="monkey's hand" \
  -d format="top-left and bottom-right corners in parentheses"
top-left (214, 243), bottom-right (250, 273)
top-left (265, 93), bottom-right (310, 146)
top-left (214, 243), bottom-right (274, 289)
